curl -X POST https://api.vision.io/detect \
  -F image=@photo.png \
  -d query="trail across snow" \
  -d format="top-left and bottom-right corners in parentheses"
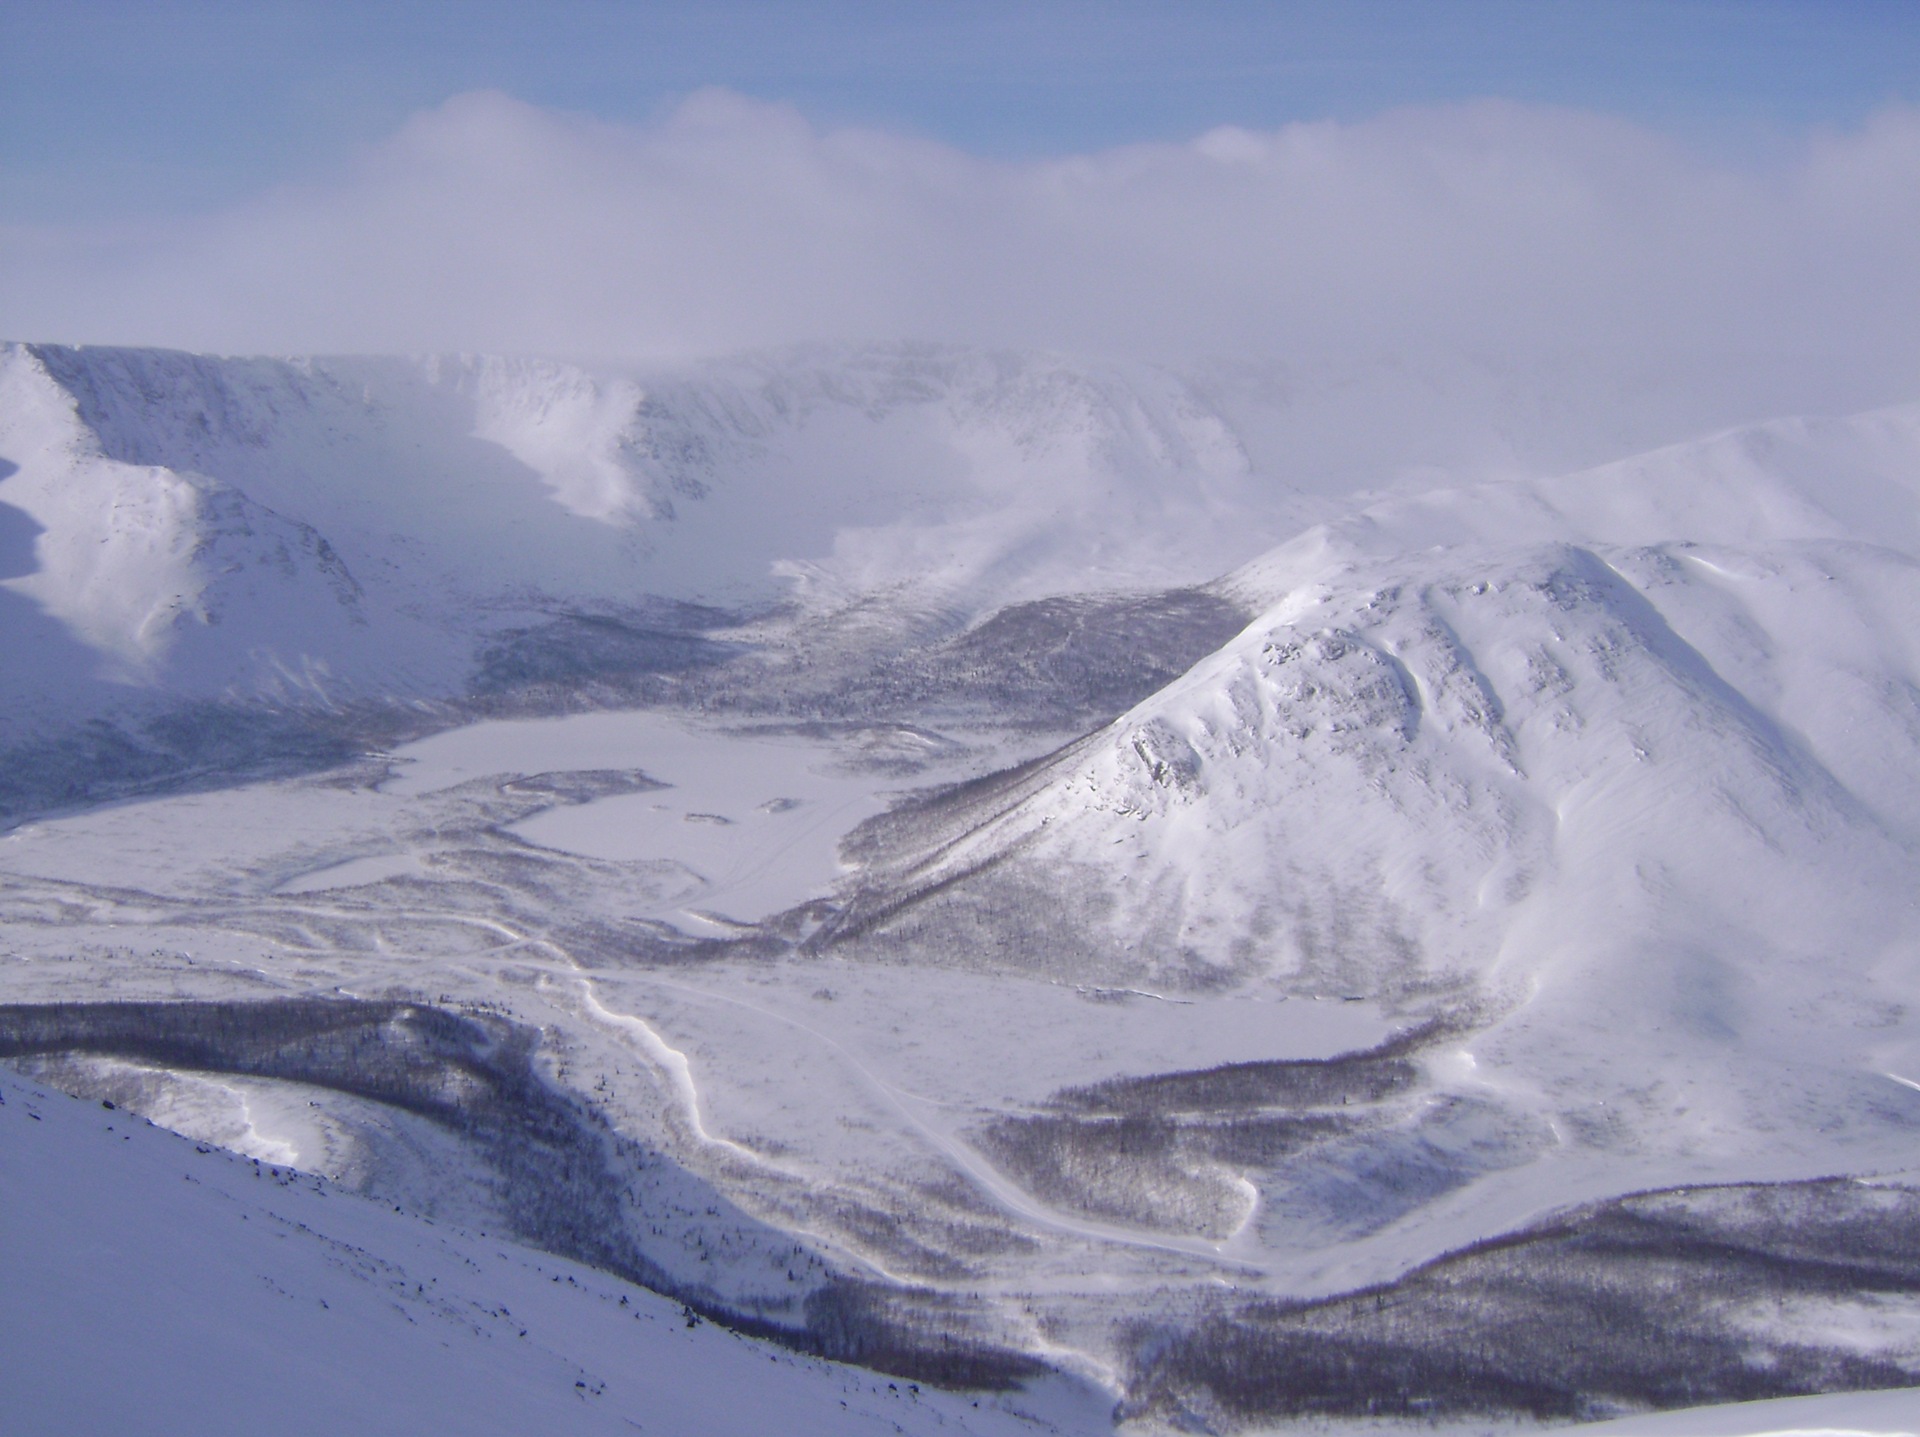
top-left (584, 967), bottom-right (1273, 1275)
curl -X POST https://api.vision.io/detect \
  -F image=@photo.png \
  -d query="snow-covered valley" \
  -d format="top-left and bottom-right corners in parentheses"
top-left (5, 342), bottom-right (1920, 1433)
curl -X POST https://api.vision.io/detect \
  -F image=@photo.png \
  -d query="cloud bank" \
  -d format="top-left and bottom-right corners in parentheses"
top-left (6, 89), bottom-right (1920, 421)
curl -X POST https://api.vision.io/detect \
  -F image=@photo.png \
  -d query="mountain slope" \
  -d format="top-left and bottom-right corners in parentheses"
top-left (0, 1067), bottom-right (1104, 1437)
top-left (825, 403), bottom-right (1920, 1284)
top-left (4, 339), bottom-right (1811, 745)
top-left (0, 342), bottom-right (1301, 729)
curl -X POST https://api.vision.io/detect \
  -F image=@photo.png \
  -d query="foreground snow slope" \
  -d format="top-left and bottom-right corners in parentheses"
top-left (0, 1067), bottom-right (1105, 1437)
top-left (11, 1065), bottom-right (1915, 1437)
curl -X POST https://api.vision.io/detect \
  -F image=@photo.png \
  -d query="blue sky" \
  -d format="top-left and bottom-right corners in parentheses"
top-left (4, 0), bottom-right (1918, 221)
top-left (5, 0), bottom-right (1920, 405)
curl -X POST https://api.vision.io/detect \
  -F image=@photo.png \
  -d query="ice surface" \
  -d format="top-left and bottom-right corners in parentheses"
top-left (386, 709), bottom-right (892, 921)
top-left (278, 852), bottom-right (429, 893)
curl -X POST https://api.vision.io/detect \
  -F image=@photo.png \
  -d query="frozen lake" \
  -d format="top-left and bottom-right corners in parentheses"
top-left (382, 711), bottom-right (907, 923)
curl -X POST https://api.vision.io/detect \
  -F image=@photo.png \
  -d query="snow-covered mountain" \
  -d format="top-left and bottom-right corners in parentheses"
top-left (8, 341), bottom-right (1920, 1430)
top-left (827, 405), bottom-right (1920, 1271)
top-left (0, 342), bottom-right (1297, 733)
top-left (0, 340), bottom-right (1789, 745)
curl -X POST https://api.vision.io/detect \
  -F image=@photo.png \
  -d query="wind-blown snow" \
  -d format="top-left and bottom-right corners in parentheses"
top-left (10, 92), bottom-right (1920, 437)
top-left (17, 339), bottom-right (1904, 749)
top-left (0, 341), bottom-right (1304, 739)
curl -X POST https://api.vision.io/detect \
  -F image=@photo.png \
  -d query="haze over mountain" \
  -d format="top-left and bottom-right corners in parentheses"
top-left (9, 91), bottom-right (1920, 413)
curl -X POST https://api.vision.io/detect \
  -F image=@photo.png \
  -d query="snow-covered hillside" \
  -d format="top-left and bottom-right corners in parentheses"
top-left (11, 1065), bottom-right (1914, 1437)
top-left (8, 341), bottom-right (1920, 1430)
top-left (0, 1067), bottom-right (1105, 1437)
top-left (0, 340), bottom-right (1798, 745)
top-left (0, 342), bottom-right (1296, 734)
top-left (827, 404), bottom-right (1920, 1290)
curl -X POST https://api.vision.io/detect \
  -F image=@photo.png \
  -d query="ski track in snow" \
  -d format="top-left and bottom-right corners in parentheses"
top-left (576, 981), bottom-right (764, 1163)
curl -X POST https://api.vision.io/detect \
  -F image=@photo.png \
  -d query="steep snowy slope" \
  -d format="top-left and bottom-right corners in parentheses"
top-left (827, 403), bottom-right (1920, 1282)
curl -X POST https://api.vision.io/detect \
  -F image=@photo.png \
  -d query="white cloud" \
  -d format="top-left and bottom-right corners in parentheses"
top-left (5, 88), bottom-right (1920, 425)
